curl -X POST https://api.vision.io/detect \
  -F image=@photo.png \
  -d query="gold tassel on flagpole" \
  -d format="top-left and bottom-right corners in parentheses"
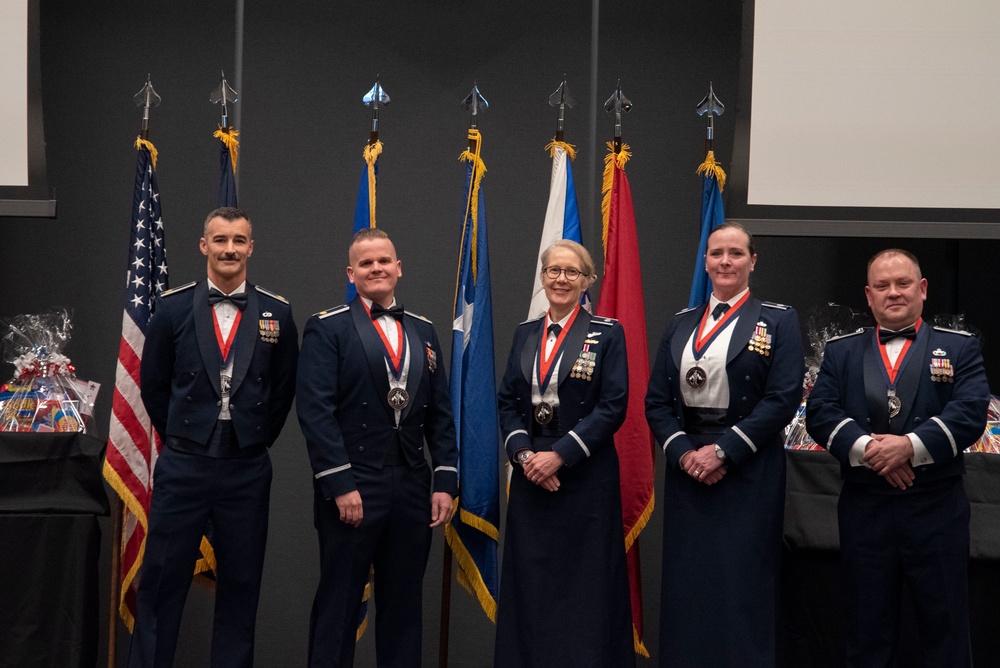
top-left (696, 150), bottom-right (727, 191)
top-left (363, 140), bottom-right (383, 227)
top-left (134, 137), bottom-right (158, 169)
top-left (545, 139), bottom-right (577, 161)
top-left (458, 129), bottom-right (487, 283)
top-left (213, 126), bottom-right (241, 174)
top-left (601, 142), bottom-right (631, 256)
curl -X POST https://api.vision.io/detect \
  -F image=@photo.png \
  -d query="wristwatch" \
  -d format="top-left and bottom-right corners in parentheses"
top-left (517, 450), bottom-right (533, 464)
top-left (714, 444), bottom-right (727, 461)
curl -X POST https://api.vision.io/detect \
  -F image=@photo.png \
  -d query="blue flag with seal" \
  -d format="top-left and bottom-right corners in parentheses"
top-left (446, 128), bottom-right (500, 621)
top-left (688, 150), bottom-right (726, 308)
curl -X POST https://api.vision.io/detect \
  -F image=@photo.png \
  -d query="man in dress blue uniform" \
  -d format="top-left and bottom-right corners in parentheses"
top-left (133, 207), bottom-right (298, 667)
top-left (296, 228), bottom-right (457, 668)
top-left (806, 248), bottom-right (989, 668)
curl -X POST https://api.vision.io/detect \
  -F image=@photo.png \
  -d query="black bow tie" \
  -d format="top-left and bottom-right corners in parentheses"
top-left (371, 303), bottom-right (404, 321)
top-left (208, 288), bottom-right (247, 311)
top-left (547, 323), bottom-right (562, 337)
top-left (878, 325), bottom-right (917, 344)
top-left (711, 302), bottom-right (730, 320)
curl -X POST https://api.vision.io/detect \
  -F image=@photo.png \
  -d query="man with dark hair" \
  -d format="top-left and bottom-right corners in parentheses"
top-left (807, 248), bottom-right (989, 667)
top-left (297, 228), bottom-right (457, 667)
top-left (132, 207), bottom-right (298, 667)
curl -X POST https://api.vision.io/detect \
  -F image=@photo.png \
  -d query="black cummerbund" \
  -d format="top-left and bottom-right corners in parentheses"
top-left (168, 420), bottom-right (263, 459)
top-left (682, 407), bottom-right (729, 436)
top-left (531, 409), bottom-right (562, 438)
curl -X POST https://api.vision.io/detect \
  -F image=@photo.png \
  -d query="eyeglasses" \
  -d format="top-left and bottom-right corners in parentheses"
top-left (542, 266), bottom-right (585, 281)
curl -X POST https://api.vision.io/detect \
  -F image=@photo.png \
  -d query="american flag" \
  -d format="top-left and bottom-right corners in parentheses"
top-left (102, 138), bottom-right (167, 631)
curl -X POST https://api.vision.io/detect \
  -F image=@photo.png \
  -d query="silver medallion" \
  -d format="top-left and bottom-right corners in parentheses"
top-left (388, 387), bottom-right (410, 411)
top-left (686, 366), bottom-right (707, 389)
top-left (534, 401), bottom-right (553, 425)
top-left (887, 390), bottom-right (901, 419)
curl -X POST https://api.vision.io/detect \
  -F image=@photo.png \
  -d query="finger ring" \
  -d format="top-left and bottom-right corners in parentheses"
top-left (694, 469), bottom-right (701, 476)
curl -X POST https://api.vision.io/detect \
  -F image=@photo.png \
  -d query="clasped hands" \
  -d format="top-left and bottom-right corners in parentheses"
top-left (863, 433), bottom-right (916, 490)
top-left (521, 451), bottom-right (563, 492)
top-left (679, 446), bottom-right (727, 485)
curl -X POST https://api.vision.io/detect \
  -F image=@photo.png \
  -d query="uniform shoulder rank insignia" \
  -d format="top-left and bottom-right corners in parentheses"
top-left (932, 326), bottom-right (973, 337)
top-left (591, 317), bottom-right (616, 326)
top-left (405, 311), bottom-right (432, 324)
top-left (160, 281), bottom-right (196, 297)
top-left (254, 285), bottom-right (289, 304)
top-left (761, 301), bottom-right (790, 310)
top-left (674, 306), bottom-right (698, 316)
top-left (519, 315), bottom-right (545, 326)
top-left (317, 305), bottom-right (349, 319)
top-left (748, 321), bottom-right (772, 356)
top-left (826, 328), bottom-right (867, 343)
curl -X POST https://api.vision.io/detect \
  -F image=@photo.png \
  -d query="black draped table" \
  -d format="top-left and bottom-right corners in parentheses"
top-left (779, 449), bottom-right (1000, 667)
top-left (0, 432), bottom-right (109, 668)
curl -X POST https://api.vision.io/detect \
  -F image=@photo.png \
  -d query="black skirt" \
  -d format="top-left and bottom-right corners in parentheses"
top-left (494, 436), bottom-right (635, 668)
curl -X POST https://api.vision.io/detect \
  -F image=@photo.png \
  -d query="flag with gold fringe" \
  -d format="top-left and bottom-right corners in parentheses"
top-left (346, 141), bottom-right (382, 303)
top-left (346, 138), bottom-right (382, 639)
top-left (445, 128), bottom-right (500, 621)
top-left (191, 123), bottom-right (244, 581)
top-left (688, 151), bottom-right (726, 308)
top-left (595, 142), bottom-right (655, 656)
top-left (102, 137), bottom-right (168, 630)
top-left (527, 140), bottom-right (583, 319)
top-left (215, 125), bottom-right (239, 207)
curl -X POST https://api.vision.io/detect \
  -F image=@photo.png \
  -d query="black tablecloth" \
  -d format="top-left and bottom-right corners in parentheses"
top-left (0, 432), bottom-right (108, 668)
top-left (779, 449), bottom-right (1000, 667)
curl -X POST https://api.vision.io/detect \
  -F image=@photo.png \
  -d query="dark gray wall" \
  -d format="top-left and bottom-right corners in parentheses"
top-left (2, 1), bottom-right (996, 666)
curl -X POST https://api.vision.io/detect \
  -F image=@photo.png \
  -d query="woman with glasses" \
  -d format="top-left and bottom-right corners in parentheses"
top-left (645, 222), bottom-right (804, 667)
top-left (493, 240), bottom-right (634, 668)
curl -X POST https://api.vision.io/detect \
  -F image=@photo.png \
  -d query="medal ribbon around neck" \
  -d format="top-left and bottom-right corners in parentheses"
top-left (876, 318), bottom-right (921, 385)
top-left (691, 291), bottom-right (751, 361)
top-left (364, 301), bottom-right (406, 379)
top-left (536, 305), bottom-right (581, 393)
top-left (212, 308), bottom-right (243, 363)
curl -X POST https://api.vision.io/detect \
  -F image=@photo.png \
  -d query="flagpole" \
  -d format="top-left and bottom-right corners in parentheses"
top-left (438, 545), bottom-right (453, 668)
top-left (107, 76), bottom-right (163, 667)
top-left (439, 83), bottom-right (490, 668)
top-left (108, 497), bottom-right (121, 667)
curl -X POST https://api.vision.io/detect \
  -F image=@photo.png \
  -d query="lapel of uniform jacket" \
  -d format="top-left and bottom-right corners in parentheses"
top-left (557, 309), bottom-right (592, 386)
top-left (890, 324), bottom-right (930, 430)
top-left (228, 284), bottom-right (259, 398)
top-left (671, 306), bottom-right (706, 372)
top-left (193, 280), bottom-right (223, 398)
top-left (862, 329), bottom-right (890, 433)
top-left (400, 314), bottom-right (424, 423)
top-left (726, 298), bottom-right (761, 366)
top-left (520, 318), bottom-right (544, 385)
top-left (350, 297), bottom-right (395, 422)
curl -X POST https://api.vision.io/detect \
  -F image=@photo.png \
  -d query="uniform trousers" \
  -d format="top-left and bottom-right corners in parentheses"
top-left (129, 435), bottom-right (272, 668)
top-left (308, 463), bottom-right (432, 668)
top-left (838, 478), bottom-right (971, 668)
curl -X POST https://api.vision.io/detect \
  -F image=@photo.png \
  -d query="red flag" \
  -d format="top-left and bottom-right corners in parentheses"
top-left (595, 142), bottom-right (655, 657)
